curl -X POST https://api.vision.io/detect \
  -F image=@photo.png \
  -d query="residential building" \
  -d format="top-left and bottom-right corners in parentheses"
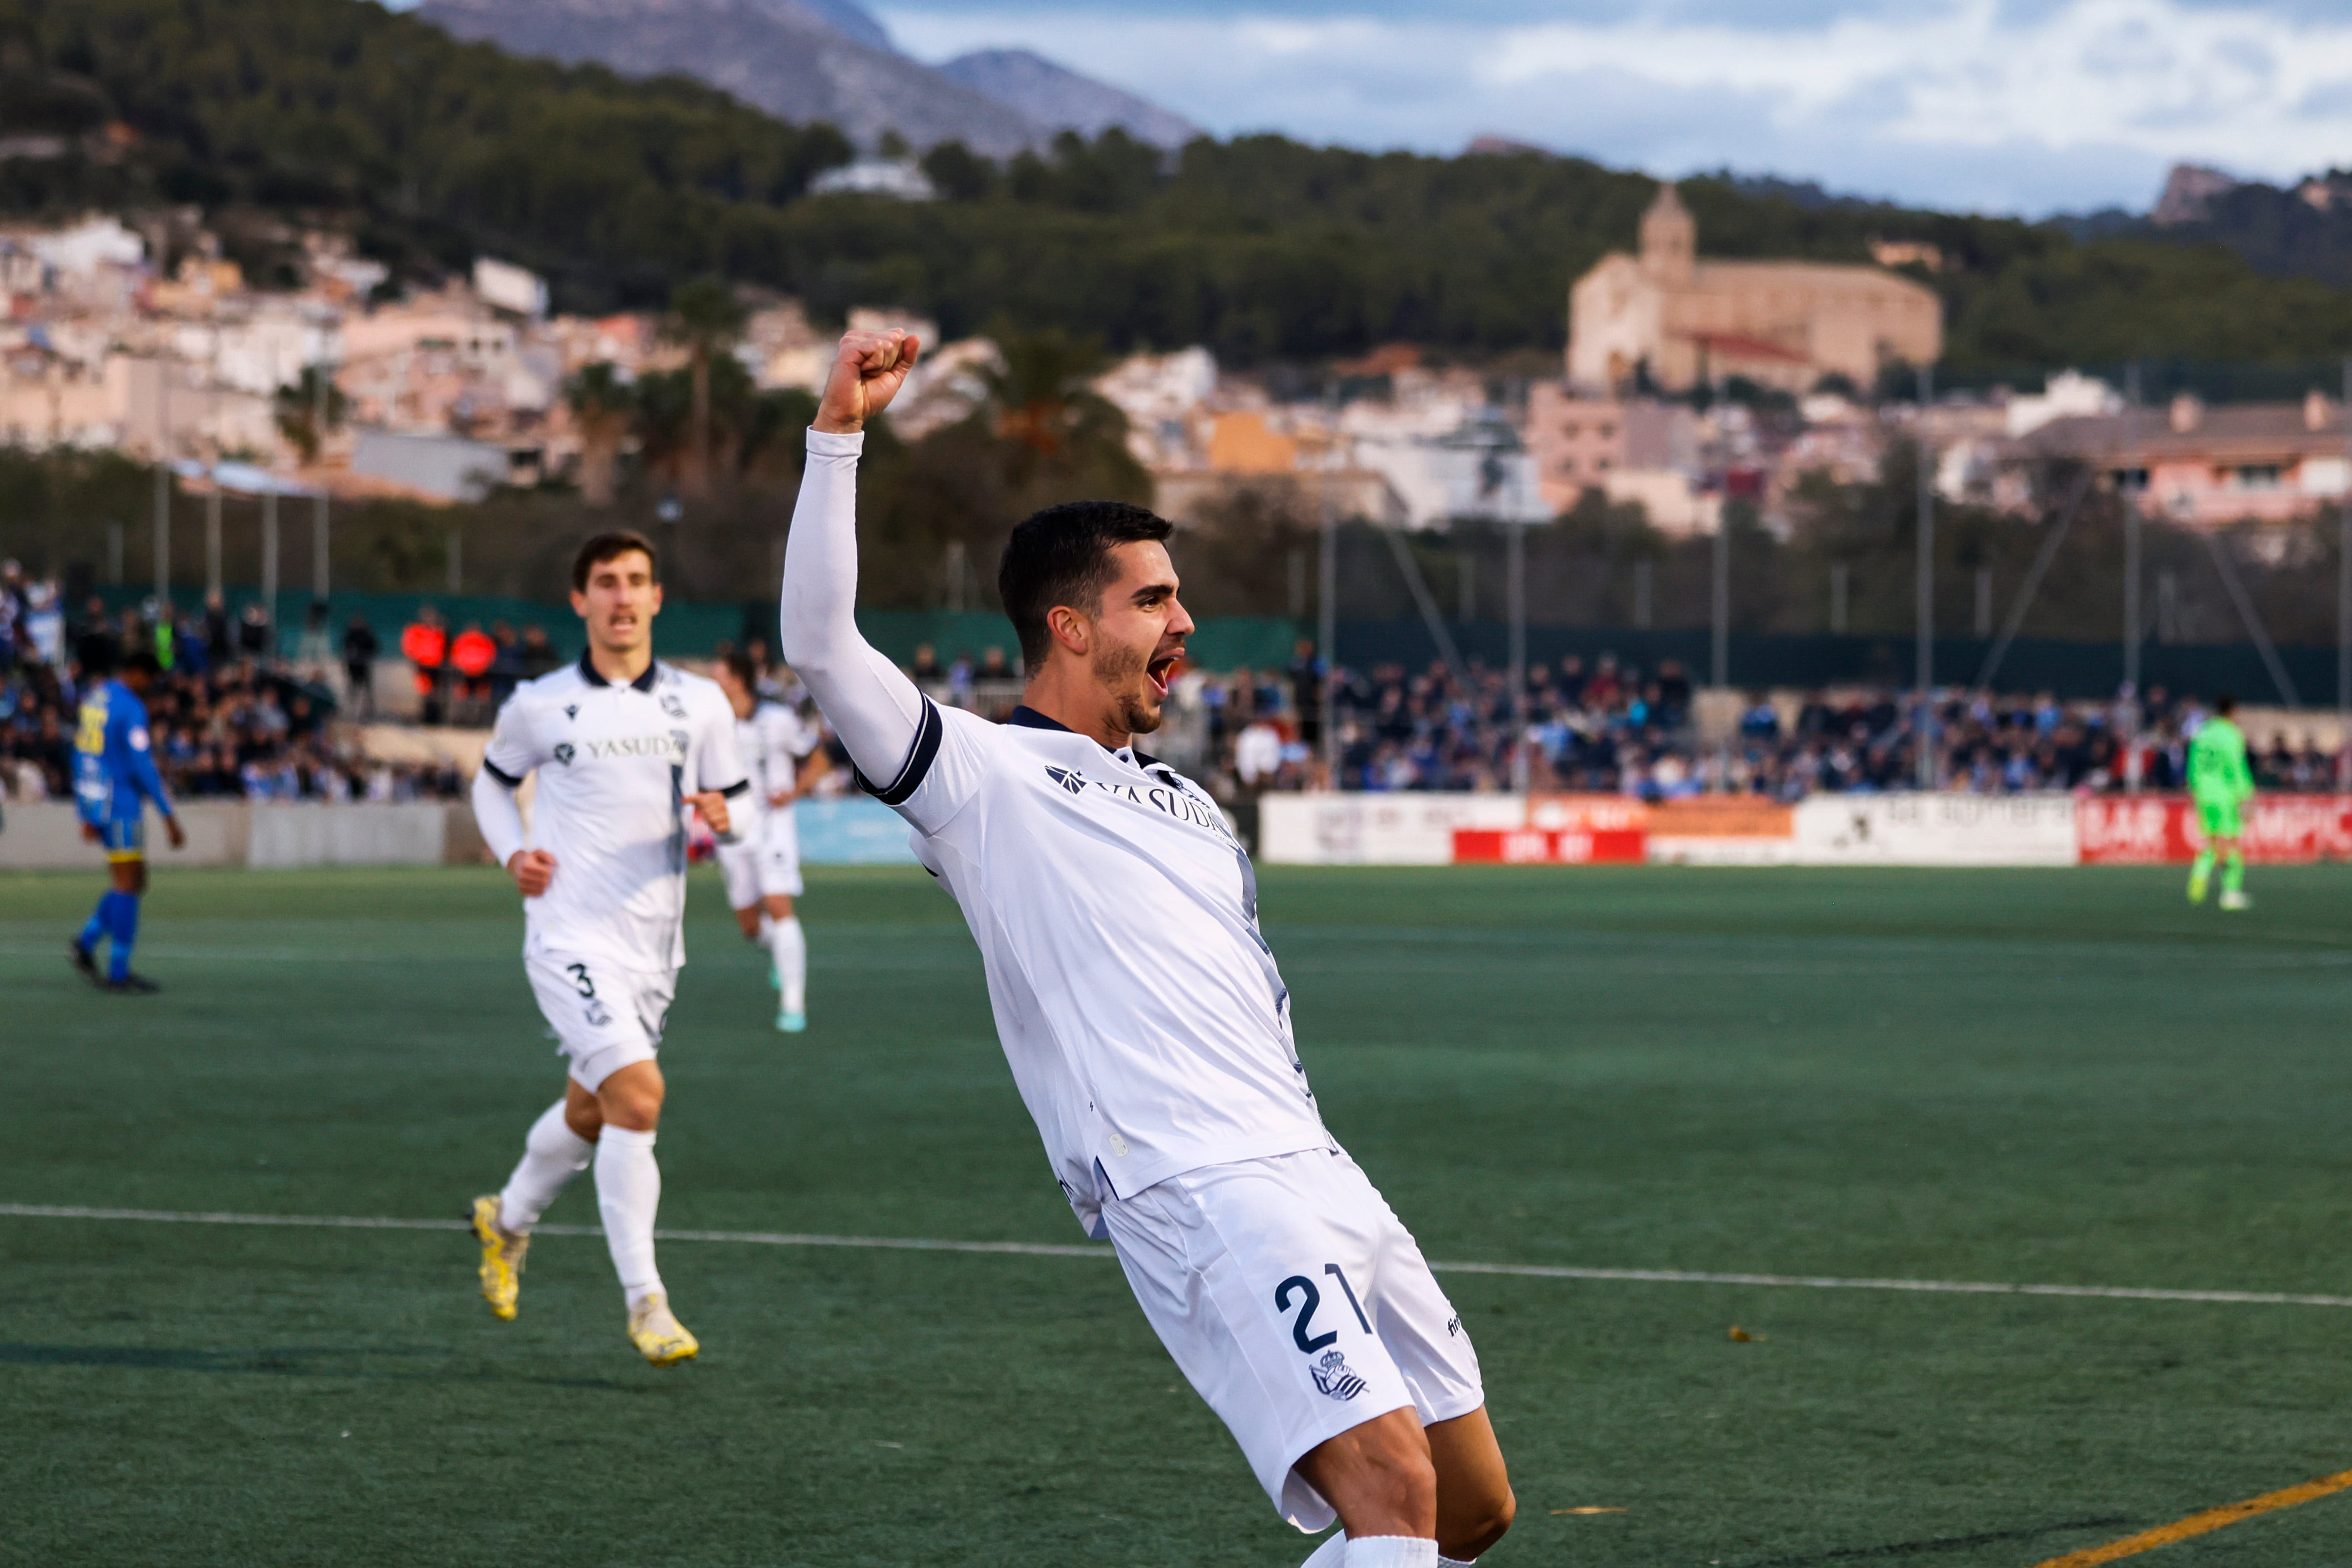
top-left (1524, 382), bottom-right (1627, 512)
top-left (810, 158), bottom-right (937, 200)
top-left (1524, 382), bottom-right (1715, 532)
top-left (2019, 392), bottom-right (2352, 526)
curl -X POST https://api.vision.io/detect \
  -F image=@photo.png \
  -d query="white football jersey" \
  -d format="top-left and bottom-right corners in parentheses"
top-left (481, 656), bottom-right (747, 972)
top-left (870, 700), bottom-right (1331, 1237)
top-left (737, 701), bottom-right (816, 811)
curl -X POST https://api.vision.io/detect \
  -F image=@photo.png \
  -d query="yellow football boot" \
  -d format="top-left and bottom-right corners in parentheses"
top-left (470, 1196), bottom-right (529, 1321)
top-left (626, 1294), bottom-right (700, 1366)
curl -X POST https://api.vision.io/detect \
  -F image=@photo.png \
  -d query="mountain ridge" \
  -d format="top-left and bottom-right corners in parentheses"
top-left (938, 48), bottom-right (1199, 150)
top-left (415, 0), bottom-right (1198, 156)
top-left (416, 0), bottom-right (1044, 156)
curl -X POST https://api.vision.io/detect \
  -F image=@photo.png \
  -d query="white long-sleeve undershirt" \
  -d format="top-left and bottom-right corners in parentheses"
top-left (471, 764), bottom-right (526, 868)
top-left (778, 429), bottom-right (928, 787)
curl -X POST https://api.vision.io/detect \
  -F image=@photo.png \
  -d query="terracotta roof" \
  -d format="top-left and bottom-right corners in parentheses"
top-left (1686, 331), bottom-right (1811, 365)
top-left (2026, 405), bottom-right (2351, 464)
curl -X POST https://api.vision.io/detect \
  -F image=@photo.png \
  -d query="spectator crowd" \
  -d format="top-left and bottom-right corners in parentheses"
top-left (1191, 649), bottom-right (2343, 801)
top-left (0, 564), bottom-right (463, 805)
top-left (10, 557), bottom-right (2340, 813)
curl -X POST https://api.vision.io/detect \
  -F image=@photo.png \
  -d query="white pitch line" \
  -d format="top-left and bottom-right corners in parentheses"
top-left (5, 1203), bottom-right (2349, 1308)
top-left (1431, 1260), bottom-right (2352, 1308)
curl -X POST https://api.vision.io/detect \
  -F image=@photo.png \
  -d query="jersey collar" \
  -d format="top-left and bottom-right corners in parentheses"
top-left (1007, 704), bottom-right (1163, 770)
top-left (577, 652), bottom-right (659, 692)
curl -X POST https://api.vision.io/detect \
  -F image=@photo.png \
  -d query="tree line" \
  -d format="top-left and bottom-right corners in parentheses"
top-left (11, 0), bottom-right (2352, 371)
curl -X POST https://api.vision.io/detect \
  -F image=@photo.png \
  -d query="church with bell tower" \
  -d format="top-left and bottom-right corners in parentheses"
top-left (1567, 183), bottom-right (1941, 395)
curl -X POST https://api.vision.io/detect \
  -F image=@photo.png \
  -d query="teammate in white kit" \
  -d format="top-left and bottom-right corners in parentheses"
top-left (712, 649), bottom-right (818, 1031)
top-left (465, 532), bottom-right (750, 1366)
top-left (779, 332), bottom-right (1514, 1568)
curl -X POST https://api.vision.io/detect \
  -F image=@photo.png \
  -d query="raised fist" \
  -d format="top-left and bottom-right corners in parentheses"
top-left (813, 329), bottom-right (922, 435)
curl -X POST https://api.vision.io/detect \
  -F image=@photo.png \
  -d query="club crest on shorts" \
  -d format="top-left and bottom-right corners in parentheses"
top-left (1310, 1349), bottom-right (1367, 1402)
top-left (552, 742), bottom-right (576, 766)
top-left (1044, 765), bottom-right (1087, 795)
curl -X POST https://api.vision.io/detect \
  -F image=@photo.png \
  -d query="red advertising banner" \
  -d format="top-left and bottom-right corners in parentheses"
top-left (2076, 795), bottom-right (2352, 864)
top-left (1453, 827), bottom-right (1648, 865)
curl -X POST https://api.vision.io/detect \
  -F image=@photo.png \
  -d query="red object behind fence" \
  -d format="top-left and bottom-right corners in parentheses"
top-left (1453, 828), bottom-right (1648, 865)
top-left (450, 628), bottom-right (497, 679)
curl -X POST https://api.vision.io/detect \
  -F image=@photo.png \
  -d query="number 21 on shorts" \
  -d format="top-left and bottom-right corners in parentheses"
top-left (1275, 1264), bottom-right (1373, 1402)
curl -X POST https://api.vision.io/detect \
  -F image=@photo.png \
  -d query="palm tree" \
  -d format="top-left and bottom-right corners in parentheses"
top-left (983, 328), bottom-right (1139, 493)
top-left (272, 367), bottom-right (347, 465)
top-left (663, 279), bottom-right (749, 498)
top-left (565, 362), bottom-right (635, 507)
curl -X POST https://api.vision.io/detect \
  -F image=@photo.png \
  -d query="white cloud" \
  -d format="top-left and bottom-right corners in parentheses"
top-left (877, 0), bottom-right (2352, 212)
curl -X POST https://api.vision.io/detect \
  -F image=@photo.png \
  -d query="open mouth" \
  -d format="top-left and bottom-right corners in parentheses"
top-left (1145, 652), bottom-right (1179, 700)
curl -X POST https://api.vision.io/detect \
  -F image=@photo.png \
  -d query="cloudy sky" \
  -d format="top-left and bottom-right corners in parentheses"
top-left (875, 0), bottom-right (2352, 215)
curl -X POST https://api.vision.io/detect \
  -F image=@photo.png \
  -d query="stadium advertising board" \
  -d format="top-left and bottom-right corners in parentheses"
top-left (1452, 827), bottom-right (1648, 864)
top-left (2076, 795), bottom-right (2352, 863)
top-left (1792, 793), bottom-right (2079, 867)
top-left (1455, 796), bottom-right (1649, 864)
top-left (794, 797), bottom-right (922, 864)
top-left (1258, 793), bottom-right (1528, 864)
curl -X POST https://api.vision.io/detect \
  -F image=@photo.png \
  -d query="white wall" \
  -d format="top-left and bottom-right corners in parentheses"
top-left (0, 802), bottom-right (455, 870)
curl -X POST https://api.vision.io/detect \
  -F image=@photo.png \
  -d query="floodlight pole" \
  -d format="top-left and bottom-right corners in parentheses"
top-left (1915, 364), bottom-right (1936, 789)
top-left (2123, 492), bottom-right (2141, 698)
top-left (2339, 358), bottom-right (2351, 785)
top-left (204, 336), bottom-right (223, 602)
top-left (261, 489), bottom-right (280, 655)
top-left (152, 360), bottom-right (171, 612)
top-left (1508, 515), bottom-right (1528, 792)
top-left (313, 349), bottom-right (333, 603)
top-left (1318, 498), bottom-right (1338, 785)
top-left (205, 459), bottom-right (223, 601)
top-left (1710, 504), bottom-right (1729, 689)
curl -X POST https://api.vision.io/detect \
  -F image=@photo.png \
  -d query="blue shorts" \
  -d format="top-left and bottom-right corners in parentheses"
top-left (92, 816), bottom-right (146, 862)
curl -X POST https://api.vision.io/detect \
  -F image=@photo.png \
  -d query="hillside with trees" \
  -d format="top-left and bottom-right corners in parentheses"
top-left (8, 0), bottom-right (2352, 374)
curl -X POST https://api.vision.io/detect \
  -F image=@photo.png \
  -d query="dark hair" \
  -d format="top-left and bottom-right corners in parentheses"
top-left (78, 633), bottom-right (119, 674)
top-left (996, 502), bottom-right (1173, 668)
top-left (720, 648), bottom-right (760, 691)
top-left (572, 531), bottom-right (659, 591)
top-left (122, 649), bottom-right (162, 680)
top-left (2214, 692), bottom-right (2237, 716)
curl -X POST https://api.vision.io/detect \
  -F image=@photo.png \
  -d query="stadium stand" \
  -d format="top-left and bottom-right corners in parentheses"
top-left (0, 578), bottom-right (465, 805)
top-left (1186, 656), bottom-right (2344, 800)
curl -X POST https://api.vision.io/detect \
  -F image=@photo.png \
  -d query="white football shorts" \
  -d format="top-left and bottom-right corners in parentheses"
top-left (719, 808), bottom-right (803, 907)
top-left (1098, 1145), bottom-right (1484, 1532)
top-left (524, 952), bottom-right (676, 1092)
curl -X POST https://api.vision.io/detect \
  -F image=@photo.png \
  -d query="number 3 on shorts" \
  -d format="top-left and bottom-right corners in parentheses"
top-left (565, 962), bottom-right (596, 999)
top-left (1275, 1263), bottom-right (1373, 1355)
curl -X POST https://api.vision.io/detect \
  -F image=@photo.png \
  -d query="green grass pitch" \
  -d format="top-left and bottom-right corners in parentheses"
top-left (4, 861), bottom-right (2352, 1566)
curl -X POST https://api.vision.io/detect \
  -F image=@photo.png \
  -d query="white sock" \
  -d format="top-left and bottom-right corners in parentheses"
top-left (1298, 1532), bottom-right (1348, 1568)
top-left (1345, 1540), bottom-right (1437, 1568)
top-left (768, 915), bottom-right (806, 1013)
top-left (594, 1125), bottom-right (664, 1309)
top-left (1439, 1557), bottom-right (1478, 1567)
top-left (496, 1100), bottom-right (592, 1233)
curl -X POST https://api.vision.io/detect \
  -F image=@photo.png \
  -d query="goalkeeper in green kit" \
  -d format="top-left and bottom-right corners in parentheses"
top-left (2186, 694), bottom-right (2256, 910)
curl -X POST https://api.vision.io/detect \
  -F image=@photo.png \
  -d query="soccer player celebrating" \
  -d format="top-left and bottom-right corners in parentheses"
top-left (712, 650), bottom-right (819, 1031)
top-left (68, 644), bottom-right (186, 992)
top-left (2186, 692), bottom-right (2256, 910)
top-left (467, 532), bottom-right (750, 1365)
top-left (779, 331), bottom-right (1514, 1568)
